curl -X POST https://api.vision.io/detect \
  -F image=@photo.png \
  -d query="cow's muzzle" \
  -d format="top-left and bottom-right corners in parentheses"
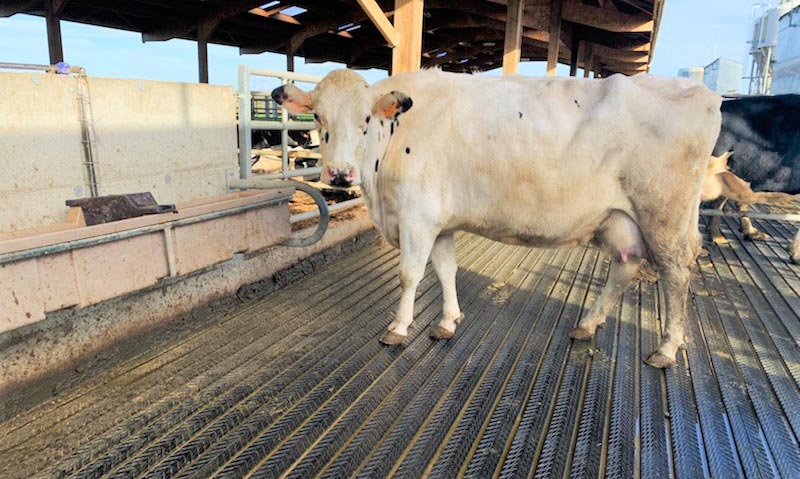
top-left (321, 166), bottom-right (359, 187)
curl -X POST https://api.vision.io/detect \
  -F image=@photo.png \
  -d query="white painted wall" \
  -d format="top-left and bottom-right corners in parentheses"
top-left (0, 71), bottom-right (237, 233)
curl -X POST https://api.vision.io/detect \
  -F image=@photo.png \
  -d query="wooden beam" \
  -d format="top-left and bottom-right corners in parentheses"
top-left (0, 0), bottom-right (39, 18)
top-left (143, 0), bottom-right (265, 42)
top-left (356, 0), bottom-right (400, 47)
top-left (44, 0), bottom-right (64, 64)
top-left (546, 0), bottom-right (562, 76)
top-left (286, 9), bottom-right (370, 56)
top-left (391, 0), bottom-right (424, 74)
top-left (589, 43), bottom-right (649, 62)
top-left (562, 0), bottom-right (653, 33)
top-left (501, 0), bottom-right (524, 74)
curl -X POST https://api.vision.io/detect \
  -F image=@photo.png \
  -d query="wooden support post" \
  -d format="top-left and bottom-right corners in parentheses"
top-left (591, 55), bottom-right (600, 78)
top-left (197, 21), bottom-right (217, 83)
top-left (502, 0), bottom-right (525, 75)
top-left (582, 43), bottom-right (592, 78)
top-left (569, 37), bottom-right (580, 77)
top-left (391, 0), bottom-right (424, 75)
top-left (546, 0), bottom-right (563, 76)
top-left (286, 50), bottom-right (295, 72)
top-left (197, 37), bottom-right (209, 83)
top-left (44, 0), bottom-right (64, 64)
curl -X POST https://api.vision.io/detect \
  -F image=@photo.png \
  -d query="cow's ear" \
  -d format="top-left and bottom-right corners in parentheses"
top-left (271, 84), bottom-right (313, 115)
top-left (708, 151), bottom-right (731, 174)
top-left (372, 91), bottom-right (413, 120)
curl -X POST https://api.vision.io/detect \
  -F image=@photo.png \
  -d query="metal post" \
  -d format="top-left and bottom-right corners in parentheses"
top-left (238, 65), bottom-right (252, 179)
top-left (280, 78), bottom-right (290, 179)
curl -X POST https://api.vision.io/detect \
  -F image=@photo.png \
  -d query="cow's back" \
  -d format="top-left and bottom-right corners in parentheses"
top-left (370, 70), bottom-right (721, 244)
top-left (714, 94), bottom-right (800, 194)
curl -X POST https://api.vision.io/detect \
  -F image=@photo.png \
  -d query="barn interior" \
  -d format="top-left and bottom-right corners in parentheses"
top-left (2, 2), bottom-right (800, 478)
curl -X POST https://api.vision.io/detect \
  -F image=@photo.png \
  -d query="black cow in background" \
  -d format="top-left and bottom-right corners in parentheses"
top-left (708, 94), bottom-right (800, 263)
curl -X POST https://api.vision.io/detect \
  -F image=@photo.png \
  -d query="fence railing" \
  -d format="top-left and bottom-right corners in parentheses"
top-left (234, 65), bottom-right (363, 243)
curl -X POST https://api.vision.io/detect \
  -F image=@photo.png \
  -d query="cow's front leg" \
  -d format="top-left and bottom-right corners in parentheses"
top-left (707, 197), bottom-right (728, 244)
top-left (380, 227), bottom-right (437, 345)
top-left (429, 233), bottom-right (463, 340)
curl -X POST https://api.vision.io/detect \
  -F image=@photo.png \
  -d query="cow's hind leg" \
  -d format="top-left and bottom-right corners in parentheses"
top-left (381, 226), bottom-right (437, 345)
top-left (739, 202), bottom-right (770, 241)
top-left (644, 259), bottom-right (691, 368)
top-left (570, 211), bottom-right (644, 340)
top-left (429, 232), bottom-right (464, 340)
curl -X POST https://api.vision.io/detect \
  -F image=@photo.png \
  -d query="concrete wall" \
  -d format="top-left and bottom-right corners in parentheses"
top-left (0, 71), bottom-right (237, 233)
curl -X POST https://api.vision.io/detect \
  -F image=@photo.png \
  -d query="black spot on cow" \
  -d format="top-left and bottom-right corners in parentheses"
top-left (518, 112), bottom-right (523, 118)
top-left (324, 132), bottom-right (329, 143)
top-left (380, 120), bottom-right (384, 127)
top-left (574, 99), bottom-right (581, 108)
top-left (390, 122), bottom-right (395, 135)
top-left (365, 115), bottom-right (371, 124)
top-left (405, 147), bottom-right (411, 154)
top-left (375, 159), bottom-right (379, 171)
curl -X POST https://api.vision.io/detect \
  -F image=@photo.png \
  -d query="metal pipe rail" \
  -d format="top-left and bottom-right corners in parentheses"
top-left (228, 178), bottom-right (331, 247)
top-left (699, 209), bottom-right (800, 222)
top-left (237, 65), bottom-right (323, 181)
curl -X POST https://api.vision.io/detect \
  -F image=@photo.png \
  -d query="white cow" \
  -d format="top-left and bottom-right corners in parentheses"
top-left (272, 69), bottom-right (722, 368)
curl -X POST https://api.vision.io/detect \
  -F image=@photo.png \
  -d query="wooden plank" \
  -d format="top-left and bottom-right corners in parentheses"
top-left (391, 0), bottom-right (425, 74)
top-left (501, 0), bottom-right (525, 74)
top-left (356, 0), bottom-right (400, 47)
top-left (562, 0), bottom-right (653, 33)
top-left (546, 0), bottom-right (563, 76)
top-left (0, 0), bottom-right (39, 17)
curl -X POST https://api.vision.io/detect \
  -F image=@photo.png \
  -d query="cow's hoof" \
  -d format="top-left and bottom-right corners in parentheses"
top-left (697, 248), bottom-right (709, 258)
top-left (711, 235), bottom-right (728, 245)
top-left (644, 351), bottom-right (675, 368)
top-left (430, 325), bottom-right (455, 340)
top-left (569, 326), bottom-right (594, 341)
top-left (455, 313), bottom-right (465, 324)
top-left (745, 231), bottom-right (770, 242)
top-left (380, 330), bottom-right (406, 345)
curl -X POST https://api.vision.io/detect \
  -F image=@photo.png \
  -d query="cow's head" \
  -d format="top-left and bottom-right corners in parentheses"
top-left (271, 70), bottom-right (412, 187)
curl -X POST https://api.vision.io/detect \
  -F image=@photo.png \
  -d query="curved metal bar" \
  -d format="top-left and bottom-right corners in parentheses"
top-left (228, 178), bottom-right (330, 247)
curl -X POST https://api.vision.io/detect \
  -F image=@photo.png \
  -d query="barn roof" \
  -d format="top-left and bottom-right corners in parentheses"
top-left (2, 0), bottom-right (664, 77)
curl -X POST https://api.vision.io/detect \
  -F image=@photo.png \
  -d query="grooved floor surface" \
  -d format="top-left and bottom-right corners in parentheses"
top-left (1, 216), bottom-right (799, 479)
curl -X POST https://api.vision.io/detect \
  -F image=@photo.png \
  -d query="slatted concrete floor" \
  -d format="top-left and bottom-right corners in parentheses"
top-left (1, 216), bottom-right (799, 479)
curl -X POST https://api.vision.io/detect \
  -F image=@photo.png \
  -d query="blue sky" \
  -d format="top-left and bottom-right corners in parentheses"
top-left (0, 1), bottom-right (757, 88)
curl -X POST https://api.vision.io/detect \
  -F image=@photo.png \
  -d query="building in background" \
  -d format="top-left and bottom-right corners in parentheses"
top-left (772, 4), bottom-right (800, 93)
top-left (677, 67), bottom-right (704, 83)
top-left (746, 0), bottom-right (800, 94)
top-left (703, 58), bottom-right (743, 94)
